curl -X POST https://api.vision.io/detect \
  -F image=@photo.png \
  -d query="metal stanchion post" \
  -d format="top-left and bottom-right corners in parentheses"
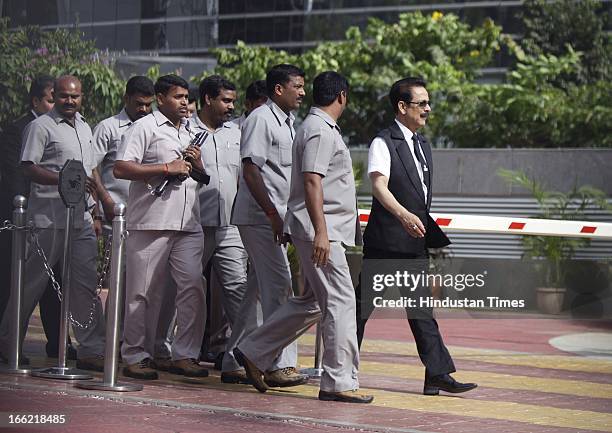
top-left (0, 196), bottom-right (31, 375)
top-left (31, 204), bottom-right (92, 380)
top-left (300, 323), bottom-right (324, 378)
top-left (77, 203), bottom-right (141, 391)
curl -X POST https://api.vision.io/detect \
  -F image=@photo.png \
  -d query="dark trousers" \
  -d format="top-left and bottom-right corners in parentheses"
top-left (0, 230), bottom-right (70, 355)
top-left (355, 246), bottom-right (455, 378)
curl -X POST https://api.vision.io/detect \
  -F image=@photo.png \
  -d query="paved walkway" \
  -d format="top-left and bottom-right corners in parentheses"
top-left (1, 311), bottom-right (611, 432)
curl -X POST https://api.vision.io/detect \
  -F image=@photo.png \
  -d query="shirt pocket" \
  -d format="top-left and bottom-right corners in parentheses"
top-left (334, 146), bottom-right (352, 176)
top-left (228, 141), bottom-right (241, 167)
top-left (279, 140), bottom-right (292, 166)
top-left (44, 140), bottom-right (62, 163)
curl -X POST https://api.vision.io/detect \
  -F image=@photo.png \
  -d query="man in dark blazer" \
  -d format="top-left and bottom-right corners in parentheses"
top-left (355, 77), bottom-right (477, 396)
top-left (0, 75), bottom-right (76, 361)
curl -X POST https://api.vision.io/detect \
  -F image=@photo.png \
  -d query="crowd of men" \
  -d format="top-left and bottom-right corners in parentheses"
top-left (0, 64), bottom-right (477, 404)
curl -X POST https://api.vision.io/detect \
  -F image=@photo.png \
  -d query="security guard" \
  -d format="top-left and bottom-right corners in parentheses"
top-left (92, 76), bottom-right (176, 370)
top-left (190, 75), bottom-right (254, 383)
top-left (230, 64), bottom-right (308, 388)
top-left (0, 74), bottom-right (78, 361)
top-left (114, 74), bottom-right (208, 380)
top-left (0, 75), bottom-right (106, 371)
top-left (235, 72), bottom-right (373, 403)
top-left (94, 76), bottom-right (154, 224)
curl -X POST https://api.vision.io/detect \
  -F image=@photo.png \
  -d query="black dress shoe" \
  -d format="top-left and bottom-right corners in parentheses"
top-left (424, 373), bottom-right (477, 395)
top-left (214, 352), bottom-right (224, 370)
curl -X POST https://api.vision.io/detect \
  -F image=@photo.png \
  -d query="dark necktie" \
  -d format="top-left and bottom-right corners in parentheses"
top-left (285, 117), bottom-right (294, 140)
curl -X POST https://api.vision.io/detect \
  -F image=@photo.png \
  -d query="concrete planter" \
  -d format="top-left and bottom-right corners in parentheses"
top-left (536, 287), bottom-right (566, 315)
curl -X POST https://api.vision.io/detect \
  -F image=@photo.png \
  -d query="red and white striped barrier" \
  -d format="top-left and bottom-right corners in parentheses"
top-left (357, 210), bottom-right (612, 240)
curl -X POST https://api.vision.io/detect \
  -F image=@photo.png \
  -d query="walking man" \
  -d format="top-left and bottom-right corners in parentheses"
top-left (235, 71), bottom-right (373, 403)
top-left (356, 77), bottom-right (477, 396)
top-left (115, 74), bottom-right (209, 380)
top-left (0, 75), bottom-right (106, 371)
top-left (230, 64), bottom-right (308, 388)
top-left (190, 75), bottom-right (252, 383)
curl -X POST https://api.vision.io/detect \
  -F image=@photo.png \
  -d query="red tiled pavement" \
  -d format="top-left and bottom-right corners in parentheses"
top-left (1, 314), bottom-right (611, 433)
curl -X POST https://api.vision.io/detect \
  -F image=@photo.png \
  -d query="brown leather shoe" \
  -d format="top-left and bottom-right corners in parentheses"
top-left (264, 367), bottom-right (309, 388)
top-left (233, 348), bottom-right (268, 393)
top-left (318, 390), bottom-right (374, 404)
top-left (76, 355), bottom-right (105, 372)
top-left (220, 369), bottom-right (251, 384)
top-left (123, 358), bottom-right (158, 380)
top-left (168, 358), bottom-right (209, 377)
top-left (152, 357), bottom-right (172, 372)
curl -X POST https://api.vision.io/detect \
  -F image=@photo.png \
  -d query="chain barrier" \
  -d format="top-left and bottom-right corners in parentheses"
top-left (1, 220), bottom-right (29, 232)
top-left (64, 233), bottom-right (114, 330)
top-left (4, 220), bottom-right (119, 330)
top-left (4, 219), bottom-right (130, 331)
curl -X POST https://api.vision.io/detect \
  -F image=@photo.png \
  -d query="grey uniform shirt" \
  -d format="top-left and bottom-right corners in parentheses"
top-left (92, 108), bottom-right (133, 209)
top-left (190, 114), bottom-right (241, 227)
top-left (116, 110), bottom-right (201, 232)
top-left (231, 100), bottom-right (295, 225)
top-left (20, 107), bottom-right (96, 229)
top-left (231, 113), bottom-right (247, 130)
top-left (285, 107), bottom-right (358, 246)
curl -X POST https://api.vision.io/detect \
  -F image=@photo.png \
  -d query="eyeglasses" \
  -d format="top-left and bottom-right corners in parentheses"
top-left (407, 100), bottom-right (431, 108)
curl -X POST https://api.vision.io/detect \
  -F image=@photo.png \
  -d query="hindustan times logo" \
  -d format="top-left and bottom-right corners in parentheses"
top-left (371, 270), bottom-right (487, 292)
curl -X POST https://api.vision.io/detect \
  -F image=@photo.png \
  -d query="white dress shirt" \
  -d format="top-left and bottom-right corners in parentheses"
top-left (367, 118), bottom-right (428, 202)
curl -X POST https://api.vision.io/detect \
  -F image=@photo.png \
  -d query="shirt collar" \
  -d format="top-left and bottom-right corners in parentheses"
top-left (394, 118), bottom-right (415, 144)
top-left (48, 107), bottom-right (84, 125)
top-left (309, 107), bottom-right (340, 132)
top-left (117, 108), bottom-right (133, 128)
top-left (190, 112), bottom-right (230, 133)
top-left (267, 99), bottom-right (295, 127)
top-left (152, 109), bottom-right (188, 129)
top-left (30, 109), bottom-right (39, 119)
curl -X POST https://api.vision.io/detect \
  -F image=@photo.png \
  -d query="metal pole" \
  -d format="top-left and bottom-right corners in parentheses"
top-left (300, 323), bottom-right (324, 378)
top-left (0, 196), bottom-right (31, 375)
top-left (77, 203), bottom-right (142, 391)
top-left (32, 206), bottom-right (92, 380)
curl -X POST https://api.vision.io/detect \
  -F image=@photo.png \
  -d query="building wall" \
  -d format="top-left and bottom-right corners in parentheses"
top-left (351, 148), bottom-right (612, 196)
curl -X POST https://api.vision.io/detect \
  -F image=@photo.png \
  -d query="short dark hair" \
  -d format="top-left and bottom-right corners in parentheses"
top-left (154, 74), bottom-right (189, 95)
top-left (188, 86), bottom-right (199, 103)
top-left (266, 64), bottom-right (305, 96)
top-left (29, 75), bottom-right (54, 104)
top-left (246, 80), bottom-right (267, 101)
top-left (125, 76), bottom-right (154, 96)
top-left (389, 77), bottom-right (427, 113)
top-left (312, 71), bottom-right (349, 107)
top-left (198, 75), bottom-right (236, 104)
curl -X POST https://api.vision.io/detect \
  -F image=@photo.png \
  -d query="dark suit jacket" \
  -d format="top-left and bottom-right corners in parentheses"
top-left (363, 121), bottom-right (450, 254)
top-left (0, 111), bottom-right (35, 219)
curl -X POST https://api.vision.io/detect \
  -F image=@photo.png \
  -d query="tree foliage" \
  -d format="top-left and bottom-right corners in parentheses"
top-left (198, 8), bottom-right (610, 148)
top-left (3, 4), bottom-right (610, 148)
top-left (519, 0), bottom-right (610, 86)
top-left (0, 17), bottom-right (124, 128)
top-left (195, 11), bottom-right (501, 145)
